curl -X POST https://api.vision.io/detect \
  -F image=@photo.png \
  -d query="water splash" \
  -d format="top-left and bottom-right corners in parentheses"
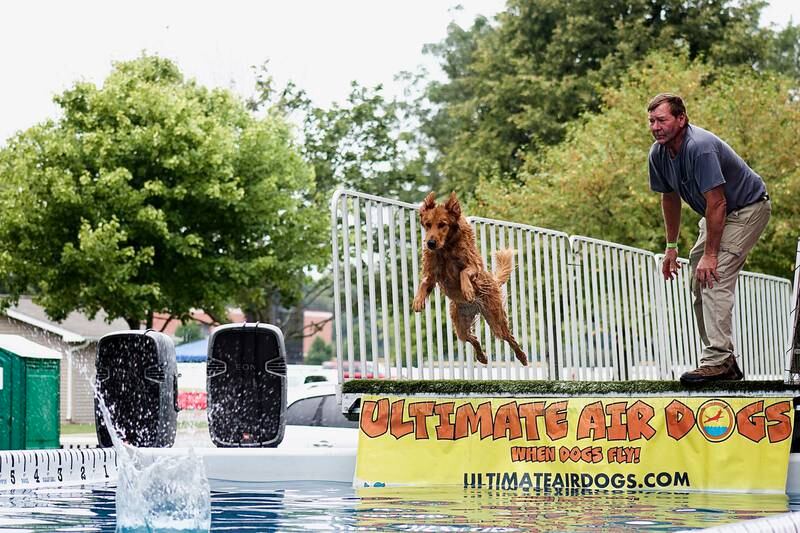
top-left (95, 384), bottom-right (211, 532)
top-left (114, 446), bottom-right (211, 533)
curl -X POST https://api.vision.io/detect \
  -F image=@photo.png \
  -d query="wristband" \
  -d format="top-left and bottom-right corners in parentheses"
top-left (665, 242), bottom-right (678, 249)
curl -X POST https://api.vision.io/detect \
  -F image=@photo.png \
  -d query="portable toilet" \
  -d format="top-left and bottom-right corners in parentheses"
top-left (0, 335), bottom-right (62, 450)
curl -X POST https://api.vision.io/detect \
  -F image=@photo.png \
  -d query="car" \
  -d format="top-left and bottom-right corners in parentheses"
top-left (280, 382), bottom-right (359, 449)
top-left (321, 360), bottom-right (385, 379)
top-left (286, 364), bottom-right (338, 388)
top-left (176, 363), bottom-right (338, 411)
top-left (174, 363), bottom-right (357, 449)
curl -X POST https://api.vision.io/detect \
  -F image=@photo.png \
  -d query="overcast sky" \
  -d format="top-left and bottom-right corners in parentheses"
top-left (1, 0), bottom-right (797, 145)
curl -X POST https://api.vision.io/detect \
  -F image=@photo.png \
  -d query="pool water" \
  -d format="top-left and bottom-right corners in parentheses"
top-left (0, 483), bottom-right (797, 532)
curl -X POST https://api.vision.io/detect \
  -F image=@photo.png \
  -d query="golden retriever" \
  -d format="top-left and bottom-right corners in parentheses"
top-left (412, 192), bottom-right (528, 366)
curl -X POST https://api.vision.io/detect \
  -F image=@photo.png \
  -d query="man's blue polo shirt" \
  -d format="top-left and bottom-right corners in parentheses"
top-left (648, 124), bottom-right (766, 216)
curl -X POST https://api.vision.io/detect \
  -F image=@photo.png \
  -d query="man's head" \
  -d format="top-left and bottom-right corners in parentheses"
top-left (647, 93), bottom-right (687, 147)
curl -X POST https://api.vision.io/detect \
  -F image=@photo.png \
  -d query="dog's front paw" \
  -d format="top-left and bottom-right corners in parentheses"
top-left (462, 284), bottom-right (475, 302)
top-left (412, 296), bottom-right (426, 312)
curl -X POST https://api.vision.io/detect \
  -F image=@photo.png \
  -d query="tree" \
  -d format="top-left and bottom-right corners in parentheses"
top-left (0, 55), bottom-right (326, 329)
top-left (305, 336), bottom-right (334, 365)
top-left (473, 51), bottom-right (800, 277)
top-left (248, 65), bottom-right (433, 203)
top-left (175, 322), bottom-right (203, 344)
top-left (244, 65), bottom-right (437, 346)
top-left (761, 23), bottom-right (800, 79)
top-left (419, 0), bottom-right (786, 198)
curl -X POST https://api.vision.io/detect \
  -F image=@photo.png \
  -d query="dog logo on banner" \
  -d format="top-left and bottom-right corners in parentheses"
top-left (696, 399), bottom-right (736, 442)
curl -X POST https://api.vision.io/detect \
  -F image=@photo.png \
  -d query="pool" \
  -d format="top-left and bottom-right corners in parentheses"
top-left (1, 481), bottom-right (798, 531)
top-left (2, 445), bottom-right (798, 531)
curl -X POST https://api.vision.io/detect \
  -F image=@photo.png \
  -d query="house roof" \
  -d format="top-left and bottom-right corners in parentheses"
top-left (5, 297), bottom-right (131, 343)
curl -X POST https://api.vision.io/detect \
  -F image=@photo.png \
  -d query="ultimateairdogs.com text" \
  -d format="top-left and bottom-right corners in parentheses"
top-left (463, 471), bottom-right (691, 490)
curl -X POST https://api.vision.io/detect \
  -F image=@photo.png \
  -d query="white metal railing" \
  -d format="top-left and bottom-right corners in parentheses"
top-left (735, 270), bottom-right (793, 380)
top-left (331, 189), bottom-right (794, 382)
top-left (468, 217), bottom-right (569, 381)
top-left (653, 255), bottom-right (698, 380)
top-left (568, 237), bottom-right (666, 381)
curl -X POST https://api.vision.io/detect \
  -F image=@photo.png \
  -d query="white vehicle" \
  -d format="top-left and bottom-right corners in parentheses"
top-left (280, 382), bottom-right (358, 449)
top-left (286, 364), bottom-right (338, 388)
top-left (176, 362), bottom-right (337, 391)
top-left (172, 362), bottom-right (353, 449)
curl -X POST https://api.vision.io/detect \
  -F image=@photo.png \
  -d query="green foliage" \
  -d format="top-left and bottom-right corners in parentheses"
top-left (0, 55), bottom-right (326, 328)
top-left (301, 84), bottom-right (433, 203)
top-left (175, 321), bottom-right (203, 344)
top-left (474, 51), bottom-right (800, 277)
top-left (305, 336), bottom-right (334, 365)
top-left (249, 66), bottom-right (433, 203)
top-left (761, 23), bottom-right (800, 79)
top-left (245, 66), bottom-right (438, 333)
top-left (420, 0), bottom-right (792, 198)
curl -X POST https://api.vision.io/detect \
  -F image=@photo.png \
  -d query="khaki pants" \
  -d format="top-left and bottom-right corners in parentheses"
top-left (689, 199), bottom-right (771, 366)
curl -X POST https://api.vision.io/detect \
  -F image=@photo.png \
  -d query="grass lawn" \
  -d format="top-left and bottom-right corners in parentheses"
top-left (60, 422), bottom-right (206, 433)
top-left (179, 421), bottom-right (208, 429)
top-left (60, 423), bottom-right (95, 435)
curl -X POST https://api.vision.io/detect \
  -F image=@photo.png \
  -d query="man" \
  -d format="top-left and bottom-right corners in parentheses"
top-left (647, 93), bottom-right (770, 384)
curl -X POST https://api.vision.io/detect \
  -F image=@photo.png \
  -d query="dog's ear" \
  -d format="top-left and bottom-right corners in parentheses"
top-left (444, 192), bottom-right (461, 218)
top-left (420, 192), bottom-right (436, 214)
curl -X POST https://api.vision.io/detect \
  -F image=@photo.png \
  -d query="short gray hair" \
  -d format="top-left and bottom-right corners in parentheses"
top-left (647, 93), bottom-right (687, 119)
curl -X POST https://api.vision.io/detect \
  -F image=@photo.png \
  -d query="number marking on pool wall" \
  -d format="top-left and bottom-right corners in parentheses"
top-left (0, 449), bottom-right (119, 489)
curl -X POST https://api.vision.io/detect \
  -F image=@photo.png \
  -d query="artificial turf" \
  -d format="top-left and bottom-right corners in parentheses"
top-left (342, 378), bottom-right (800, 396)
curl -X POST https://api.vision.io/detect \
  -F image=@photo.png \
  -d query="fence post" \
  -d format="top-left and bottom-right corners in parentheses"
top-left (651, 255), bottom-right (670, 379)
top-left (330, 190), bottom-right (345, 387)
top-left (787, 237), bottom-right (800, 384)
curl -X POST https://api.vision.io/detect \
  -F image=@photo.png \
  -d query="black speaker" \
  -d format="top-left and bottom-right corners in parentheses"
top-left (94, 330), bottom-right (179, 447)
top-left (206, 323), bottom-right (287, 447)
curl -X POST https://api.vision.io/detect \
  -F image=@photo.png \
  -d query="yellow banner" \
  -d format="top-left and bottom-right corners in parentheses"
top-left (355, 395), bottom-right (794, 492)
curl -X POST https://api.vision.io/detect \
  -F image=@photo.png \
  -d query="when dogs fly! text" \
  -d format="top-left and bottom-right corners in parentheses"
top-left (509, 445), bottom-right (640, 463)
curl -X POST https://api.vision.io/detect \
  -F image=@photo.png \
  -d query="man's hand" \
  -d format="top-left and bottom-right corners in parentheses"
top-left (695, 254), bottom-right (720, 289)
top-left (662, 249), bottom-right (681, 280)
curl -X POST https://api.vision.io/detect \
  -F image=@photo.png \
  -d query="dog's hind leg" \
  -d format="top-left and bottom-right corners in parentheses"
top-left (484, 309), bottom-right (529, 366)
top-left (450, 301), bottom-right (487, 364)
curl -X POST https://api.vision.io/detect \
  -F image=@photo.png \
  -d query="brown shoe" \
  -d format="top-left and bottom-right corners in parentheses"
top-left (680, 355), bottom-right (744, 384)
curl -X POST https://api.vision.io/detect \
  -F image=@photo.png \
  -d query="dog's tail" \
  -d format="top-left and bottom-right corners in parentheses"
top-left (492, 249), bottom-right (515, 285)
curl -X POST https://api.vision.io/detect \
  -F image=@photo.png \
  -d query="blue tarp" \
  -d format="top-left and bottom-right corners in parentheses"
top-left (175, 338), bottom-right (208, 362)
